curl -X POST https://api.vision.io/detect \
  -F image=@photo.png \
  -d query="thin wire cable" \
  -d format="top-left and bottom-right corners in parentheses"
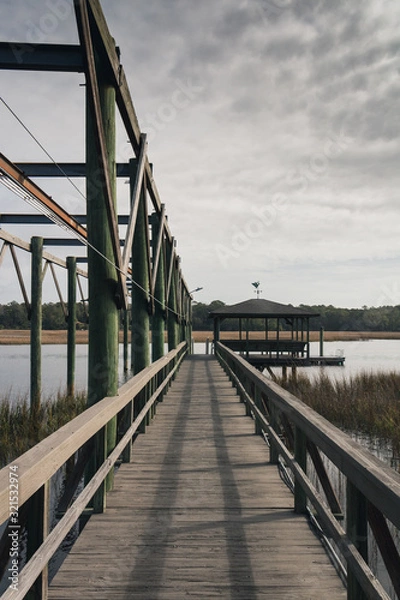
top-left (0, 98), bottom-right (188, 318)
top-left (0, 96), bottom-right (86, 202)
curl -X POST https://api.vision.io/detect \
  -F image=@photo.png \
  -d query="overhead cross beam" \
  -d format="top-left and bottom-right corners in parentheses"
top-left (0, 42), bottom-right (84, 72)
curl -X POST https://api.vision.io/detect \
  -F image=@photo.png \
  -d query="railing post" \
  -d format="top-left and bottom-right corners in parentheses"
top-left (123, 309), bottom-right (129, 374)
top-left (346, 480), bottom-right (368, 599)
top-left (254, 386), bottom-right (262, 435)
top-left (30, 236), bottom-right (43, 413)
top-left (243, 376), bottom-right (252, 417)
top-left (26, 482), bottom-right (49, 600)
top-left (67, 256), bottom-right (76, 397)
top-left (268, 401), bottom-right (280, 464)
top-left (294, 426), bottom-right (307, 513)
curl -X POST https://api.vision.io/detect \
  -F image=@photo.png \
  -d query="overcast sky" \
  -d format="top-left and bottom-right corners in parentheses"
top-left (1, 0), bottom-right (400, 308)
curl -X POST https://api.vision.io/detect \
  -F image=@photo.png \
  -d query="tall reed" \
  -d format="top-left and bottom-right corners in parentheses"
top-left (279, 370), bottom-right (400, 457)
top-left (0, 392), bottom-right (86, 468)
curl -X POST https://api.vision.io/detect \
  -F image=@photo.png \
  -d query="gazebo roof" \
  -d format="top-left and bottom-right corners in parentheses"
top-left (209, 298), bottom-right (319, 319)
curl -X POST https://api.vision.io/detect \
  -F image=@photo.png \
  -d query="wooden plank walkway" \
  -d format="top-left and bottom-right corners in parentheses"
top-left (49, 355), bottom-right (346, 599)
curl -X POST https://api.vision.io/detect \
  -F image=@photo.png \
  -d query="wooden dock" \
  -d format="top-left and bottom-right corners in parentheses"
top-left (49, 355), bottom-right (346, 599)
top-left (245, 355), bottom-right (345, 368)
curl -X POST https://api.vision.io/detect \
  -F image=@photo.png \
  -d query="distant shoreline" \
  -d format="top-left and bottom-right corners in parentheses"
top-left (1, 329), bottom-right (400, 345)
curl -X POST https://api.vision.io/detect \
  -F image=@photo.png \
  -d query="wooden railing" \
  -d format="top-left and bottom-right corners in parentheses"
top-left (216, 342), bottom-right (400, 600)
top-left (0, 342), bottom-right (187, 599)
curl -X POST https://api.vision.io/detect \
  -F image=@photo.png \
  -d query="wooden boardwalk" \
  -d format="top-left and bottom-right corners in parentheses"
top-left (49, 355), bottom-right (346, 599)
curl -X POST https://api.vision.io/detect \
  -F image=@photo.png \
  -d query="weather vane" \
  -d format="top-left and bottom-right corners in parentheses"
top-left (251, 281), bottom-right (262, 299)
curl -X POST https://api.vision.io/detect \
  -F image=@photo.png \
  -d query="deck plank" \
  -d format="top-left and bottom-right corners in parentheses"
top-left (49, 355), bottom-right (346, 599)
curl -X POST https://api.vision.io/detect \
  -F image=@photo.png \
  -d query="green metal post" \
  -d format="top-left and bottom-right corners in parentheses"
top-left (167, 243), bottom-right (179, 351)
top-left (151, 212), bottom-right (165, 361)
top-left (86, 66), bottom-right (118, 508)
top-left (67, 256), bottom-right (76, 397)
top-left (294, 426), bottom-right (307, 513)
top-left (123, 309), bottom-right (129, 373)
top-left (26, 483), bottom-right (49, 600)
top-left (346, 480), bottom-right (368, 599)
top-left (130, 158), bottom-right (150, 374)
top-left (30, 236), bottom-right (43, 413)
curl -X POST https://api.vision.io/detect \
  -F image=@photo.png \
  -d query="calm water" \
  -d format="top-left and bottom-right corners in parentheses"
top-left (1, 339), bottom-right (400, 402)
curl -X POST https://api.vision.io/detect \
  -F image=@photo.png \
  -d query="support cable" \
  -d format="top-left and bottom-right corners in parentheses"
top-left (0, 96), bottom-right (86, 202)
top-left (0, 97), bottom-right (188, 320)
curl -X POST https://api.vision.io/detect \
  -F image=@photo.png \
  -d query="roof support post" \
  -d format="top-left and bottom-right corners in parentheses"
top-left (151, 212), bottom-right (166, 361)
top-left (130, 159), bottom-right (150, 374)
top-left (85, 48), bottom-right (118, 510)
top-left (213, 317), bottom-right (220, 346)
top-left (167, 242), bottom-right (179, 351)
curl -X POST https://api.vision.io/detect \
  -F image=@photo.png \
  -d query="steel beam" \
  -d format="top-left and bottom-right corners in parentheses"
top-left (0, 152), bottom-right (88, 240)
top-left (15, 162), bottom-right (131, 177)
top-left (0, 42), bottom-right (83, 72)
top-left (0, 214), bottom-right (129, 225)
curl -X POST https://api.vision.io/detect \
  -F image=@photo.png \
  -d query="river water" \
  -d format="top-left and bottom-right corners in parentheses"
top-left (1, 339), bottom-right (400, 402)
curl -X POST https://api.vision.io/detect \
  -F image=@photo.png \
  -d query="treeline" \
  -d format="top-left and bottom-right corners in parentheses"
top-left (0, 301), bottom-right (88, 330)
top-left (192, 301), bottom-right (400, 332)
top-left (2, 300), bottom-right (400, 332)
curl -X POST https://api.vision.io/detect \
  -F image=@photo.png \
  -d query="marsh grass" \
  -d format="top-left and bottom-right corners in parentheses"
top-left (0, 391), bottom-right (86, 468)
top-left (279, 371), bottom-right (400, 458)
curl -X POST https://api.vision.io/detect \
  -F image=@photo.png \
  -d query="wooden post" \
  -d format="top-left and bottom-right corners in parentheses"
top-left (346, 480), bottom-right (368, 599)
top-left (67, 256), bottom-right (76, 397)
top-left (130, 158), bottom-right (150, 374)
top-left (151, 212), bottom-right (165, 361)
top-left (269, 401), bottom-right (279, 464)
top-left (294, 426), bottom-right (307, 513)
top-left (306, 318), bottom-right (310, 359)
top-left (276, 317), bottom-right (280, 359)
top-left (187, 294), bottom-right (193, 353)
top-left (319, 326), bottom-right (324, 357)
top-left (26, 483), bottom-right (49, 600)
top-left (254, 388), bottom-right (262, 435)
top-left (86, 64), bottom-right (118, 508)
top-left (123, 309), bottom-right (129, 373)
top-left (30, 236), bottom-right (43, 413)
top-left (213, 318), bottom-right (220, 346)
top-left (167, 243), bottom-right (179, 351)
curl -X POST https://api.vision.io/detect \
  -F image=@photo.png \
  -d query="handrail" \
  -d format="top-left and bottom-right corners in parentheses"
top-left (0, 341), bottom-right (187, 598)
top-left (216, 341), bottom-right (400, 600)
